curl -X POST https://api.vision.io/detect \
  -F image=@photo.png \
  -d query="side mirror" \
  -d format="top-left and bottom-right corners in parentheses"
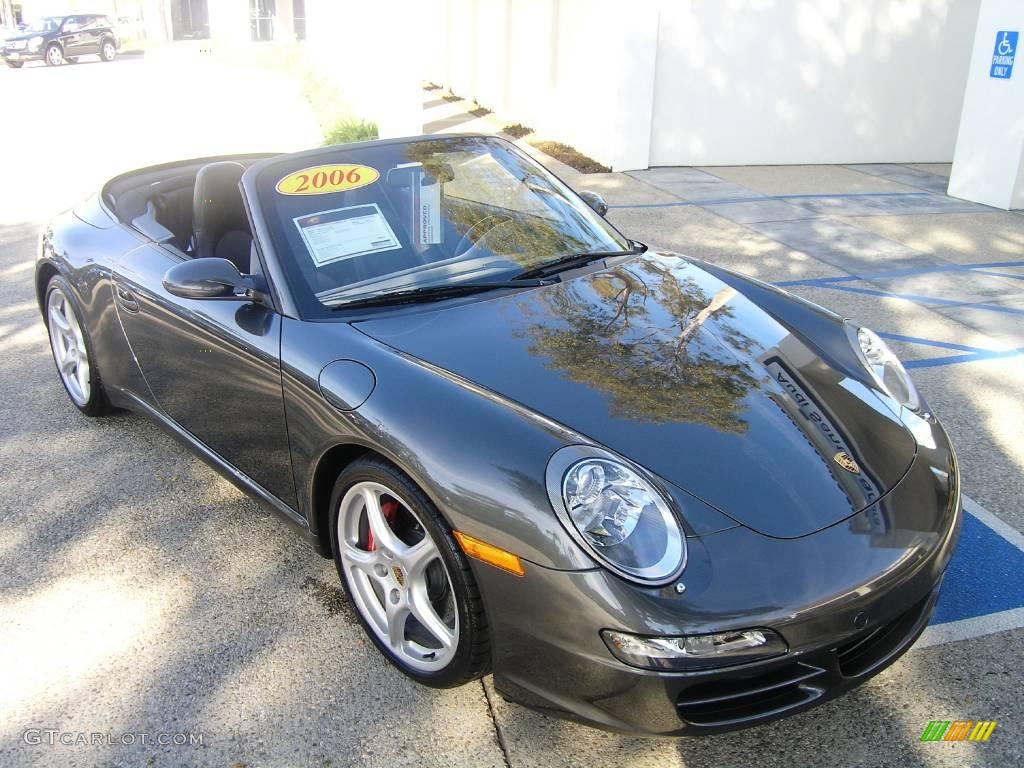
top-left (162, 257), bottom-right (269, 304)
top-left (579, 191), bottom-right (608, 217)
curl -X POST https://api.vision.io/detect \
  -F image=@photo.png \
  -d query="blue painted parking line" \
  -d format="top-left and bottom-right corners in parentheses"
top-left (775, 260), bottom-right (1024, 288)
top-left (798, 283), bottom-right (1024, 316)
top-left (918, 497), bottom-right (1024, 648)
top-left (877, 333), bottom-right (1024, 369)
top-left (609, 190), bottom-right (936, 210)
top-left (932, 510), bottom-right (1024, 624)
top-left (771, 265), bottom-right (1024, 368)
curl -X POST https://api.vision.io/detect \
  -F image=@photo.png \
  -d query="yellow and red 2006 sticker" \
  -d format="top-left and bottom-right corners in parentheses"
top-left (276, 164), bottom-right (379, 195)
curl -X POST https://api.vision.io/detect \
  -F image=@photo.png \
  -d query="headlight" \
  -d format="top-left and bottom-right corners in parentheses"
top-left (11, 39), bottom-right (28, 50)
top-left (547, 449), bottom-right (686, 585)
top-left (28, 36), bottom-right (44, 50)
top-left (849, 324), bottom-right (920, 411)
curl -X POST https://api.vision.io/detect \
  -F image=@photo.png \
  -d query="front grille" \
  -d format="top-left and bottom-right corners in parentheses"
top-left (675, 662), bottom-right (826, 727)
top-left (836, 593), bottom-right (931, 678)
top-left (675, 590), bottom-right (936, 728)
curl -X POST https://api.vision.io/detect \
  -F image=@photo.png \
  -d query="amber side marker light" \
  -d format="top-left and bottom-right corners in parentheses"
top-left (453, 531), bottom-right (525, 576)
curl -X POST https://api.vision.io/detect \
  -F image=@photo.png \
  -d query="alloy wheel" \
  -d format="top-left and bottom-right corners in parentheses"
top-left (336, 481), bottom-right (459, 671)
top-left (46, 46), bottom-right (63, 65)
top-left (102, 42), bottom-right (115, 61)
top-left (47, 287), bottom-right (90, 406)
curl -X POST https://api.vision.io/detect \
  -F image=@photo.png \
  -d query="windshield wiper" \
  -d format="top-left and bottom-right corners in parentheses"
top-left (330, 279), bottom-right (553, 310)
top-left (514, 243), bottom-right (645, 280)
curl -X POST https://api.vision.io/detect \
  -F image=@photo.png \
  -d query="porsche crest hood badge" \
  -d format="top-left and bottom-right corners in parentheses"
top-left (833, 451), bottom-right (861, 474)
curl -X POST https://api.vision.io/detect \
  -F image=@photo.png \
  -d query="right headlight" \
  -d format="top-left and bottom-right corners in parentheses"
top-left (546, 447), bottom-right (686, 585)
top-left (848, 323), bottom-right (920, 411)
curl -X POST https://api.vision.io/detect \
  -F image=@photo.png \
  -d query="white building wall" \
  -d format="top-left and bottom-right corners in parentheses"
top-left (427, 0), bottom-right (981, 169)
top-left (650, 0), bottom-right (980, 166)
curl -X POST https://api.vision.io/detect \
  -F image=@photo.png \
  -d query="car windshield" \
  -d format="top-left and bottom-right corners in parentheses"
top-left (253, 135), bottom-right (630, 316)
top-left (24, 17), bottom-right (63, 33)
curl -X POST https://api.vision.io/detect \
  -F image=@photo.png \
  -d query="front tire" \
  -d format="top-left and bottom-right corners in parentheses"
top-left (44, 276), bottom-right (112, 416)
top-left (100, 40), bottom-right (116, 62)
top-left (44, 44), bottom-right (64, 66)
top-left (329, 456), bottom-right (490, 687)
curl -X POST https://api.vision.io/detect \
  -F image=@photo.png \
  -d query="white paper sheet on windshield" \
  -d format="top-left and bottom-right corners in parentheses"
top-left (293, 203), bottom-right (401, 267)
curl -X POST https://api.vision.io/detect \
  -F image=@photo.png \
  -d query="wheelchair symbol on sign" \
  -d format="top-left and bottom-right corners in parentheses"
top-left (998, 32), bottom-right (1015, 56)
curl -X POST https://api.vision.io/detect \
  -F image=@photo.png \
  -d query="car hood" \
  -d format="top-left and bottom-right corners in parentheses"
top-left (2, 32), bottom-right (38, 42)
top-left (354, 252), bottom-right (917, 538)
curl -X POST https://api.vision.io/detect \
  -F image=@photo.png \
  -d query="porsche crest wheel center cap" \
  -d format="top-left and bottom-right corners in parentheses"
top-left (392, 565), bottom-right (406, 587)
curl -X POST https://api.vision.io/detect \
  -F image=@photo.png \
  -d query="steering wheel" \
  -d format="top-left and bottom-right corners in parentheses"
top-left (454, 214), bottom-right (514, 257)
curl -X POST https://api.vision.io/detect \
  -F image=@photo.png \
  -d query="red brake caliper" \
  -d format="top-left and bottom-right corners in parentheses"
top-left (366, 499), bottom-right (399, 551)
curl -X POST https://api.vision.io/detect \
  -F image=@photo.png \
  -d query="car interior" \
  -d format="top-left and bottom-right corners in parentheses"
top-left (103, 152), bottom-right (538, 298)
top-left (103, 154), bottom-right (276, 276)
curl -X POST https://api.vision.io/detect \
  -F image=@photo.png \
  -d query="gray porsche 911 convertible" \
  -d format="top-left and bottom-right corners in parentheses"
top-left (36, 135), bottom-right (960, 735)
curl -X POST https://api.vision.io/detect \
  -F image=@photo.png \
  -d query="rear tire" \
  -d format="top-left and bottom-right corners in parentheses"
top-left (329, 456), bottom-right (491, 687)
top-left (5, 61), bottom-right (23, 68)
top-left (44, 276), bottom-right (113, 416)
top-left (44, 44), bottom-right (63, 66)
top-left (66, 56), bottom-right (79, 64)
top-left (100, 40), bottom-right (116, 62)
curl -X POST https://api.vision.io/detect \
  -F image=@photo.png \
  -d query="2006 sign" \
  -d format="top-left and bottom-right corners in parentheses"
top-left (276, 164), bottom-right (380, 195)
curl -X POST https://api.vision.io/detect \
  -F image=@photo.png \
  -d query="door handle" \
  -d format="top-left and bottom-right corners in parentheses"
top-left (115, 283), bottom-right (139, 312)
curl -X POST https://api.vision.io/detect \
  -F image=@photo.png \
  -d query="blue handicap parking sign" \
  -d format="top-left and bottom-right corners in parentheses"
top-left (990, 30), bottom-right (1017, 78)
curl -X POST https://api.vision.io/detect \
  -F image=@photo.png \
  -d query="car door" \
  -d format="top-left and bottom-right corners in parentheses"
top-left (111, 242), bottom-right (298, 509)
top-left (78, 16), bottom-right (103, 55)
top-left (60, 16), bottom-right (88, 57)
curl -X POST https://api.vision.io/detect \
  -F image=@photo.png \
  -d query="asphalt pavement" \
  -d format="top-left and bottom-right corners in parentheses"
top-left (1, 51), bottom-right (1022, 768)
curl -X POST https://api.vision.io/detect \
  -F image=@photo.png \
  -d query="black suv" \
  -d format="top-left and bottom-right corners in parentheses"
top-left (2, 15), bottom-right (119, 68)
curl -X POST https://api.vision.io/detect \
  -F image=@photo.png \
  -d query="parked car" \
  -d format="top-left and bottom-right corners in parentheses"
top-left (2, 14), bottom-right (118, 68)
top-left (35, 135), bottom-right (961, 735)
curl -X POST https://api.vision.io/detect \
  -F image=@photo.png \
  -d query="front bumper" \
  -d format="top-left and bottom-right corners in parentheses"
top-left (2, 49), bottom-right (43, 62)
top-left (476, 417), bottom-right (961, 735)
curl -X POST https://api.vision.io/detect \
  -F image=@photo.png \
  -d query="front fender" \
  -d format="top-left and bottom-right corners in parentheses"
top-left (281, 318), bottom-right (598, 570)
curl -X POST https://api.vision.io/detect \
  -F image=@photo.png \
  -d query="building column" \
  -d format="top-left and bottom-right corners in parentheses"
top-left (949, 0), bottom-right (1024, 210)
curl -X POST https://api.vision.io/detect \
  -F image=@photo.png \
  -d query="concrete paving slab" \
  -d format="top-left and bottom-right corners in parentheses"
top-left (845, 164), bottom-right (952, 195)
top-left (790, 193), bottom-right (993, 218)
top-left (904, 163), bottom-right (953, 178)
top-left (606, 205), bottom-right (845, 284)
top-left (697, 164), bottom-right (919, 195)
top-left (748, 218), bottom-right (943, 273)
top-left (649, 180), bottom-right (763, 203)
top-left (843, 211), bottom-right (1024, 266)
top-left (868, 271), bottom-right (1024, 306)
top-left (701, 198), bottom-right (815, 224)
top-left (571, 173), bottom-right (681, 206)
top-left (783, 284), bottom-right (1012, 361)
top-left (627, 168), bottom-right (762, 202)
top-left (628, 167), bottom-right (721, 185)
top-left (931, 304), bottom-right (1024, 349)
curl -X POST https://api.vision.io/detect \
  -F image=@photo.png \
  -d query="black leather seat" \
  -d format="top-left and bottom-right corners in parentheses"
top-left (193, 161), bottom-right (252, 272)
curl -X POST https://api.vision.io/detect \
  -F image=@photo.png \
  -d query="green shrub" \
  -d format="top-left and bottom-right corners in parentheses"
top-left (324, 119), bottom-right (379, 146)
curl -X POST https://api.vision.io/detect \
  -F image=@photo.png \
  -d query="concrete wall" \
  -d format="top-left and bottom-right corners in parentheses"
top-left (429, 0), bottom-right (658, 171)
top-left (651, 0), bottom-right (980, 166)
top-left (427, 0), bottom-right (981, 170)
top-left (949, 0), bottom-right (1024, 209)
